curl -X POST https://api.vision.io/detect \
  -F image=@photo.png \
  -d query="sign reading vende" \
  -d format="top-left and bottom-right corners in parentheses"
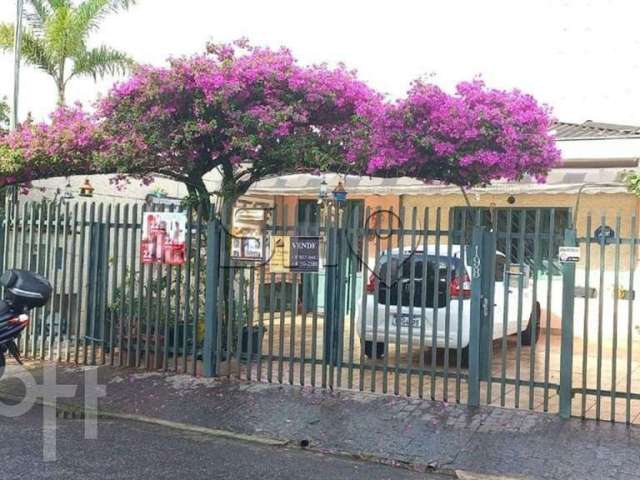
top-left (268, 236), bottom-right (321, 273)
top-left (289, 236), bottom-right (320, 273)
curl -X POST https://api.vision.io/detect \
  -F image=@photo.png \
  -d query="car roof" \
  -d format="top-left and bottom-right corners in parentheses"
top-left (379, 245), bottom-right (505, 259)
top-left (384, 245), bottom-right (463, 256)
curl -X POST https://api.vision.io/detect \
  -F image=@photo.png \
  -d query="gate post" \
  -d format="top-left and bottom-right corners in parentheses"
top-left (323, 223), bottom-right (344, 367)
top-left (469, 225), bottom-right (495, 407)
top-left (203, 218), bottom-right (221, 376)
top-left (323, 223), bottom-right (336, 368)
top-left (559, 227), bottom-right (577, 419)
top-left (479, 228), bottom-right (496, 383)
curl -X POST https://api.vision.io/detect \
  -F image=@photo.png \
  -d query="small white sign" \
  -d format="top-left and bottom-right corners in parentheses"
top-left (559, 246), bottom-right (580, 263)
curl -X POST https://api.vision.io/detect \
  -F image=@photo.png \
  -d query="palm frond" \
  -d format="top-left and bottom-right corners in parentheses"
top-left (74, 0), bottom-right (136, 33)
top-left (22, 30), bottom-right (58, 75)
top-left (70, 45), bottom-right (134, 81)
top-left (24, 0), bottom-right (51, 34)
top-left (74, 0), bottom-right (112, 33)
top-left (0, 23), bottom-right (14, 53)
top-left (0, 23), bottom-right (57, 76)
top-left (47, 0), bottom-right (72, 9)
top-left (44, 2), bottom-right (79, 58)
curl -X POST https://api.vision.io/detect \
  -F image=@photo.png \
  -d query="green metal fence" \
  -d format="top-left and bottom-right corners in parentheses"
top-left (1, 197), bottom-right (639, 424)
top-left (0, 197), bottom-right (207, 373)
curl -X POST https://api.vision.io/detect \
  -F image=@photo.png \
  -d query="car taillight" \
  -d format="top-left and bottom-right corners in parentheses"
top-left (366, 273), bottom-right (377, 293)
top-left (450, 270), bottom-right (471, 299)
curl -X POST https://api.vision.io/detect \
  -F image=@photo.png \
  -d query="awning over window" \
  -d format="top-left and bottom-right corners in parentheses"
top-left (248, 168), bottom-right (630, 196)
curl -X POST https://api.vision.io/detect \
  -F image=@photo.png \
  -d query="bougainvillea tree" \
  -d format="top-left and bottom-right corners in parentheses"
top-left (0, 104), bottom-right (101, 188)
top-left (368, 79), bottom-right (560, 194)
top-left (96, 40), bottom-right (384, 215)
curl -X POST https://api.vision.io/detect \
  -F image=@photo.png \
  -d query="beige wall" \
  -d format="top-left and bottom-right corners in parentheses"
top-left (401, 192), bottom-right (640, 269)
top-left (255, 191), bottom-right (639, 269)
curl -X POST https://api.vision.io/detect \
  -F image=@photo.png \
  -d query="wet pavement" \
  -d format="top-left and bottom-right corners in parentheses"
top-left (1, 362), bottom-right (639, 479)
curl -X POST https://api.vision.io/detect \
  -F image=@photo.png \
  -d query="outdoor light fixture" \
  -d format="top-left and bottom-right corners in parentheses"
top-left (332, 181), bottom-right (347, 204)
top-left (79, 178), bottom-right (95, 197)
top-left (319, 177), bottom-right (328, 199)
top-left (62, 179), bottom-right (74, 201)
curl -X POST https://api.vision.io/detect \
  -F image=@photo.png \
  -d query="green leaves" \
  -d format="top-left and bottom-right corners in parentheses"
top-left (0, 23), bottom-right (15, 51)
top-left (0, 97), bottom-right (9, 131)
top-left (71, 45), bottom-right (134, 80)
top-left (624, 170), bottom-right (640, 197)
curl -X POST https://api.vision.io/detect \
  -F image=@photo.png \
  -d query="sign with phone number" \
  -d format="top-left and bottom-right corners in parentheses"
top-left (269, 236), bottom-right (321, 273)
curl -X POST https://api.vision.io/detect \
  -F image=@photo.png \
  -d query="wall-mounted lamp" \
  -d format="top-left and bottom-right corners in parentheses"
top-left (332, 181), bottom-right (347, 204)
top-left (79, 178), bottom-right (94, 197)
top-left (62, 179), bottom-right (74, 200)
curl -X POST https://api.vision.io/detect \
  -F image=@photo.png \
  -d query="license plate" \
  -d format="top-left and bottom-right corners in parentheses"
top-left (393, 314), bottom-right (421, 328)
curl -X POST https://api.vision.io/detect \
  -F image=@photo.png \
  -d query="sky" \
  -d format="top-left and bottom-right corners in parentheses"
top-left (1, 0), bottom-right (640, 126)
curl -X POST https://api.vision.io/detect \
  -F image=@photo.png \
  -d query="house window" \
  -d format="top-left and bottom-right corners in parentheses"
top-left (451, 207), bottom-right (570, 275)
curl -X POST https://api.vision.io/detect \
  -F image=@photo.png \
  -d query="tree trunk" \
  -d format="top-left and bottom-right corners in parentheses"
top-left (186, 175), bottom-right (213, 221)
top-left (218, 186), bottom-right (241, 357)
top-left (56, 80), bottom-right (66, 106)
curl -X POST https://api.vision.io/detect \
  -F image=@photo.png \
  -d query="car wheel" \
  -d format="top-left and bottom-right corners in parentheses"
top-left (521, 302), bottom-right (541, 346)
top-left (364, 341), bottom-right (385, 359)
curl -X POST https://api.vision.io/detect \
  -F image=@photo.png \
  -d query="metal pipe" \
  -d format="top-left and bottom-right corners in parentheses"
top-left (572, 182), bottom-right (626, 228)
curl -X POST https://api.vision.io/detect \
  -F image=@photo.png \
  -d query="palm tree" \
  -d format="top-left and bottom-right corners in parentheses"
top-left (0, 0), bottom-right (136, 105)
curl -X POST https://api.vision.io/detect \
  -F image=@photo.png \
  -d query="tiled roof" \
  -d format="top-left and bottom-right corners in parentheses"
top-left (554, 120), bottom-right (640, 140)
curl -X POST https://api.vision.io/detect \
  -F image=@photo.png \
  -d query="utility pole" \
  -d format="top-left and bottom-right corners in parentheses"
top-left (11, 0), bottom-right (24, 130)
top-left (9, 0), bottom-right (24, 203)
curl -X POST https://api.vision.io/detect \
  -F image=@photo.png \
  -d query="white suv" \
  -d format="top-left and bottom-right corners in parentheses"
top-left (355, 245), bottom-right (540, 359)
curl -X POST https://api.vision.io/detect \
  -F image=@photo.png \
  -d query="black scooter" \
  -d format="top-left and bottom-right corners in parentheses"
top-left (0, 270), bottom-right (52, 371)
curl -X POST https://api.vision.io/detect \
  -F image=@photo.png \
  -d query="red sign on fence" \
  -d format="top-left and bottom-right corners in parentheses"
top-left (140, 212), bottom-right (187, 265)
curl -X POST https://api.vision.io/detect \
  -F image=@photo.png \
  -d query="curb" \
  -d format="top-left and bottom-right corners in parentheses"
top-left (455, 471), bottom-right (527, 480)
top-left (0, 391), bottom-right (287, 447)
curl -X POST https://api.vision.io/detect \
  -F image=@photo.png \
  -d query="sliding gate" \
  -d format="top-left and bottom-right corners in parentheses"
top-left (208, 206), bottom-right (563, 407)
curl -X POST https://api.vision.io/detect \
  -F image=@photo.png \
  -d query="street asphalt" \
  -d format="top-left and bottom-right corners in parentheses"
top-left (0, 404), bottom-right (445, 479)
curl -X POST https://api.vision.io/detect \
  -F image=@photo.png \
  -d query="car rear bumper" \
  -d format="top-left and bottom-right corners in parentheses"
top-left (356, 295), bottom-right (471, 349)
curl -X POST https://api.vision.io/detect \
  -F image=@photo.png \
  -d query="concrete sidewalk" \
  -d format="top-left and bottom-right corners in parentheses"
top-left (1, 362), bottom-right (638, 479)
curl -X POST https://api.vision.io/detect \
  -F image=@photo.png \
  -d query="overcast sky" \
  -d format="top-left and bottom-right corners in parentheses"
top-left (1, 0), bottom-right (639, 126)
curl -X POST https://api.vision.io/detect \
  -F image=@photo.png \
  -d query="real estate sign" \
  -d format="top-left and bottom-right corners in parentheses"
top-left (289, 236), bottom-right (320, 273)
top-left (268, 235), bottom-right (321, 273)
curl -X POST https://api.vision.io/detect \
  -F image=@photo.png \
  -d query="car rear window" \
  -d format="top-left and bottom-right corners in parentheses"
top-left (376, 254), bottom-right (464, 308)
